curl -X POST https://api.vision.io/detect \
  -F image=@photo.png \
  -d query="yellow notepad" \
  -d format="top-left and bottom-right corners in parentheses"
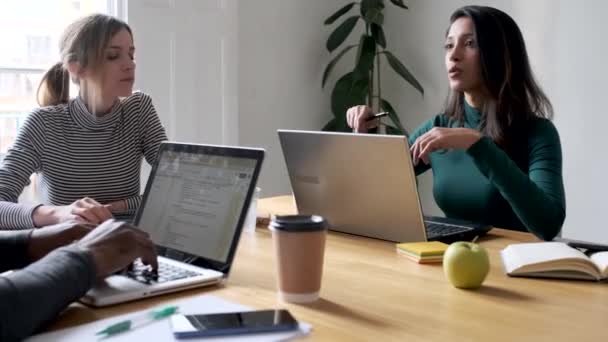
top-left (396, 241), bottom-right (449, 257)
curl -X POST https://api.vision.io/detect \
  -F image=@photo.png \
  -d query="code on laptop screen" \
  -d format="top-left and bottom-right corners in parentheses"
top-left (137, 150), bottom-right (256, 262)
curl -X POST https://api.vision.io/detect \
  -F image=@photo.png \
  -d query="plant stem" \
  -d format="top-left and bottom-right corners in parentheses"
top-left (368, 69), bottom-right (373, 107)
top-left (377, 51), bottom-right (382, 111)
top-left (367, 23), bottom-right (373, 108)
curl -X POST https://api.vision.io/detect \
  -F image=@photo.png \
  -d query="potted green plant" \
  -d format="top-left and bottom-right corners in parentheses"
top-left (322, 0), bottom-right (424, 135)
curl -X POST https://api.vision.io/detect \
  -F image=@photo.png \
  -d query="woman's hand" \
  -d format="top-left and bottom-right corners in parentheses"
top-left (410, 127), bottom-right (482, 165)
top-left (346, 105), bottom-right (381, 133)
top-left (33, 197), bottom-right (113, 227)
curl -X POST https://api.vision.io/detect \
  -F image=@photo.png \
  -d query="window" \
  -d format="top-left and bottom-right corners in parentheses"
top-left (26, 36), bottom-right (53, 65)
top-left (0, 0), bottom-right (120, 158)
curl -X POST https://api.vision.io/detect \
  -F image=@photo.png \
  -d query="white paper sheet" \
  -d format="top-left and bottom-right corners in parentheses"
top-left (27, 295), bottom-right (311, 342)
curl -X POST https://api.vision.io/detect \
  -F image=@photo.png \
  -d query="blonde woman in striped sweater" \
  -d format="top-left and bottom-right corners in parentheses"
top-left (0, 14), bottom-right (167, 230)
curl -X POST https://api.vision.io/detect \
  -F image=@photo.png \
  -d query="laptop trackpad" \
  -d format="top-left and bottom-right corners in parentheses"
top-left (88, 275), bottom-right (146, 294)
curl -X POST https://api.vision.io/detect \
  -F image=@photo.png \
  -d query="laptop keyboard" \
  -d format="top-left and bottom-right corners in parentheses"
top-left (425, 221), bottom-right (473, 240)
top-left (125, 259), bottom-right (202, 285)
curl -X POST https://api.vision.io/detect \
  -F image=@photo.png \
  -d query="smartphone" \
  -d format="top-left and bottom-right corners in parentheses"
top-left (170, 309), bottom-right (299, 339)
top-left (554, 237), bottom-right (608, 252)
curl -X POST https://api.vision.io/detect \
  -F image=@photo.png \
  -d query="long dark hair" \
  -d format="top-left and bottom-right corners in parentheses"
top-left (36, 14), bottom-right (132, 107)
top-left (444, 6), bottom-right (553, 151)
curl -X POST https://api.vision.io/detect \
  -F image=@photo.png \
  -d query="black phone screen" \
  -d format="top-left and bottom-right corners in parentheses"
top-left (171, 309), bottom-right (298, 338)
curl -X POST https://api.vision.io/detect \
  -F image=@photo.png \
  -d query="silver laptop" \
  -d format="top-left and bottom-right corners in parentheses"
top-left (81, 142), bottom-right (265, 306)
top-left (277, 130), bottom-right (490, 243)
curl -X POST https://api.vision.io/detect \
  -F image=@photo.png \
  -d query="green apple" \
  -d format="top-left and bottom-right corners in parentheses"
top-left (443, 241), bottom-right (490, 289)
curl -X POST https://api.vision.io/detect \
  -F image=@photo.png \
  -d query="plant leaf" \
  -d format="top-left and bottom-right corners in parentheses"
top-left (322, 44), bottom-right (357, 88)
top-left (389, 0), bottom-right (409, 9)
top-left (383, 51), bottom-right (424, 95)
top-left (371, 24), bottom-right (386, 48)
top-left (324, 2), bottom-right (356, 25)
top-left (326, 16), bottom-right (360, 52)
top-left (331, 72), bottom-right (369, 119)
top-left (381, 98), bottom-right (409, 136)
top-left (355, 35), bottom-right (376, 76)
top-left (361, 0), bottom-right (385, 17)
top-left (364, 8), bottom-right (384, 26)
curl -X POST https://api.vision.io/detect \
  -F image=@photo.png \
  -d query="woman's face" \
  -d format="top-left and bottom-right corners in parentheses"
top-left (445, 17), bottom-right (484, 93)
top-left (80, 28), bottom-right (135, 101)
top-left (99, 28), bottom-right (136, 98)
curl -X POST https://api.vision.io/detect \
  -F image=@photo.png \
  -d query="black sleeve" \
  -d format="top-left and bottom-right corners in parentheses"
top-left (0, 246), bottom-right (96, 341)
top-left (0, 230), bottom-right (34, 272)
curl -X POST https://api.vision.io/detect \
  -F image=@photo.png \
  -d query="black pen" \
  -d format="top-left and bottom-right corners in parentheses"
top-left (366, 111), bottom-right (389, 121)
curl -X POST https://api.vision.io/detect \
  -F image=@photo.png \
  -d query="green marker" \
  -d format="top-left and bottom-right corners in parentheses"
top-left (96, 305), bottom-right (178, 337)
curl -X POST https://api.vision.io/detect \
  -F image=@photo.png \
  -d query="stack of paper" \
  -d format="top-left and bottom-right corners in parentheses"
top-left (396, 241), bottom-right (449, 263)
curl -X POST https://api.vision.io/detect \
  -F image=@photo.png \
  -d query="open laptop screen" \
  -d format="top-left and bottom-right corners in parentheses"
top-left (136, 144), bottom-right (261, 266)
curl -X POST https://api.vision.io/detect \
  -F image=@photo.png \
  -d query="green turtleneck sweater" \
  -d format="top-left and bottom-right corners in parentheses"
top-left (408, 103), bottom-right (565, 241)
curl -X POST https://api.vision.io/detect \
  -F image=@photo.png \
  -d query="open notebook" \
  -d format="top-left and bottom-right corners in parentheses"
top-left (501, 242), bottom-right (608, 281)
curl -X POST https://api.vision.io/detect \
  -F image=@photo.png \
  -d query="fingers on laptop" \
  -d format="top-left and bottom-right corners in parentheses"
top-left (114, 222), bottom-right (158, 273)
top-left (78, 219), bottom-right (158, 278)
top-left (130, 227), bottom-right (158, 272)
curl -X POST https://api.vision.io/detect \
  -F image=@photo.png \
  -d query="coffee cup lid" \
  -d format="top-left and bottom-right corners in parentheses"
top-left (269, 215), bottom-right (327, 232)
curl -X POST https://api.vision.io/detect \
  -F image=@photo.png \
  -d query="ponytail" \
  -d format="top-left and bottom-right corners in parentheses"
top-left (36, 62), bottom-right (70, 107)
top-left (37, 14), bottom-right (131, 107)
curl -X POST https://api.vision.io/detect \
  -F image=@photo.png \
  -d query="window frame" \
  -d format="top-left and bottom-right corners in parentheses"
top-left (0, 0), bottom-right (126, 161)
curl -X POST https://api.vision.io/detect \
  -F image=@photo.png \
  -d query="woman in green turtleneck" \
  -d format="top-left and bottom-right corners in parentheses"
top-left (346, 5), bottom-right (565, 241)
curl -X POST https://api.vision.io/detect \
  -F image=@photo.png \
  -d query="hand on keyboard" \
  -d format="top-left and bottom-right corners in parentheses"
top-left (125, 259), bottom-right (202, 285)
top-left (75, 219), bottom-right (158, 279)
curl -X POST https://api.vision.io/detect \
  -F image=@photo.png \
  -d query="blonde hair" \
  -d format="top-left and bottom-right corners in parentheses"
top-left (36, 14), bottom-right (132, 107)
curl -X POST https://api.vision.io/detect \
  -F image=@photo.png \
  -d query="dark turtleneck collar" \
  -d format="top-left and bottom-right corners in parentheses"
top-left (463, 99), bottom-right (482, 128)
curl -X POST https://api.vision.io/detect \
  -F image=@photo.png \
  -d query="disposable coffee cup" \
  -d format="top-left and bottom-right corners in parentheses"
top-left (269, 215), bottom-right (328, 303)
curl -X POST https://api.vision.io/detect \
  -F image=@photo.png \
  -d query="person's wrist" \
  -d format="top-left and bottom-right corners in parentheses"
top-left (108, 199), bottom-right (128, 213)
top-left (465, 131), bottom-right (483, 149)
top-left (69, 242), bottom-right (103, 279)
top-left (86, 247), bottom-right (109, 279)
top-left (32, 205), bottom-right (59, 227)
top-left (24, 229), bottom-right (38, 261)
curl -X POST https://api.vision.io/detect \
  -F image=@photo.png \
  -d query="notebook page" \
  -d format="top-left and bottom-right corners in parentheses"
top-left (502, 242), bottom-right (590, 273)
top-left (590, 252), bottom-right (608, 278)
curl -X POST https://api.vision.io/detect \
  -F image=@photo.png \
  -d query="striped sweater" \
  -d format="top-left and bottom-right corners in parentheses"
top-left (0, 92), bottom-right (167, 230)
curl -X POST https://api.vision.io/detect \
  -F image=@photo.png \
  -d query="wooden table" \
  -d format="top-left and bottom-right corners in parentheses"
top-left (49, 196), bottom-right (607, 341)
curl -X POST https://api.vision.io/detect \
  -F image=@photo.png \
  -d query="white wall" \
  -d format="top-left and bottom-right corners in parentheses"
top-left (549, 1), bottom-right (608, 243)
top-left (128, 0), bottom-right (608, 242)
top-left (238, 0), bottom-right (351, 197)
top-left (129, 0), bottom-right (238, 145)
top-left (127, 0), bottom-right (239, 190)
top-left (383, 0), bottom-right (608, 242)
top-left (120, 0), bottom-right (344, 198)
